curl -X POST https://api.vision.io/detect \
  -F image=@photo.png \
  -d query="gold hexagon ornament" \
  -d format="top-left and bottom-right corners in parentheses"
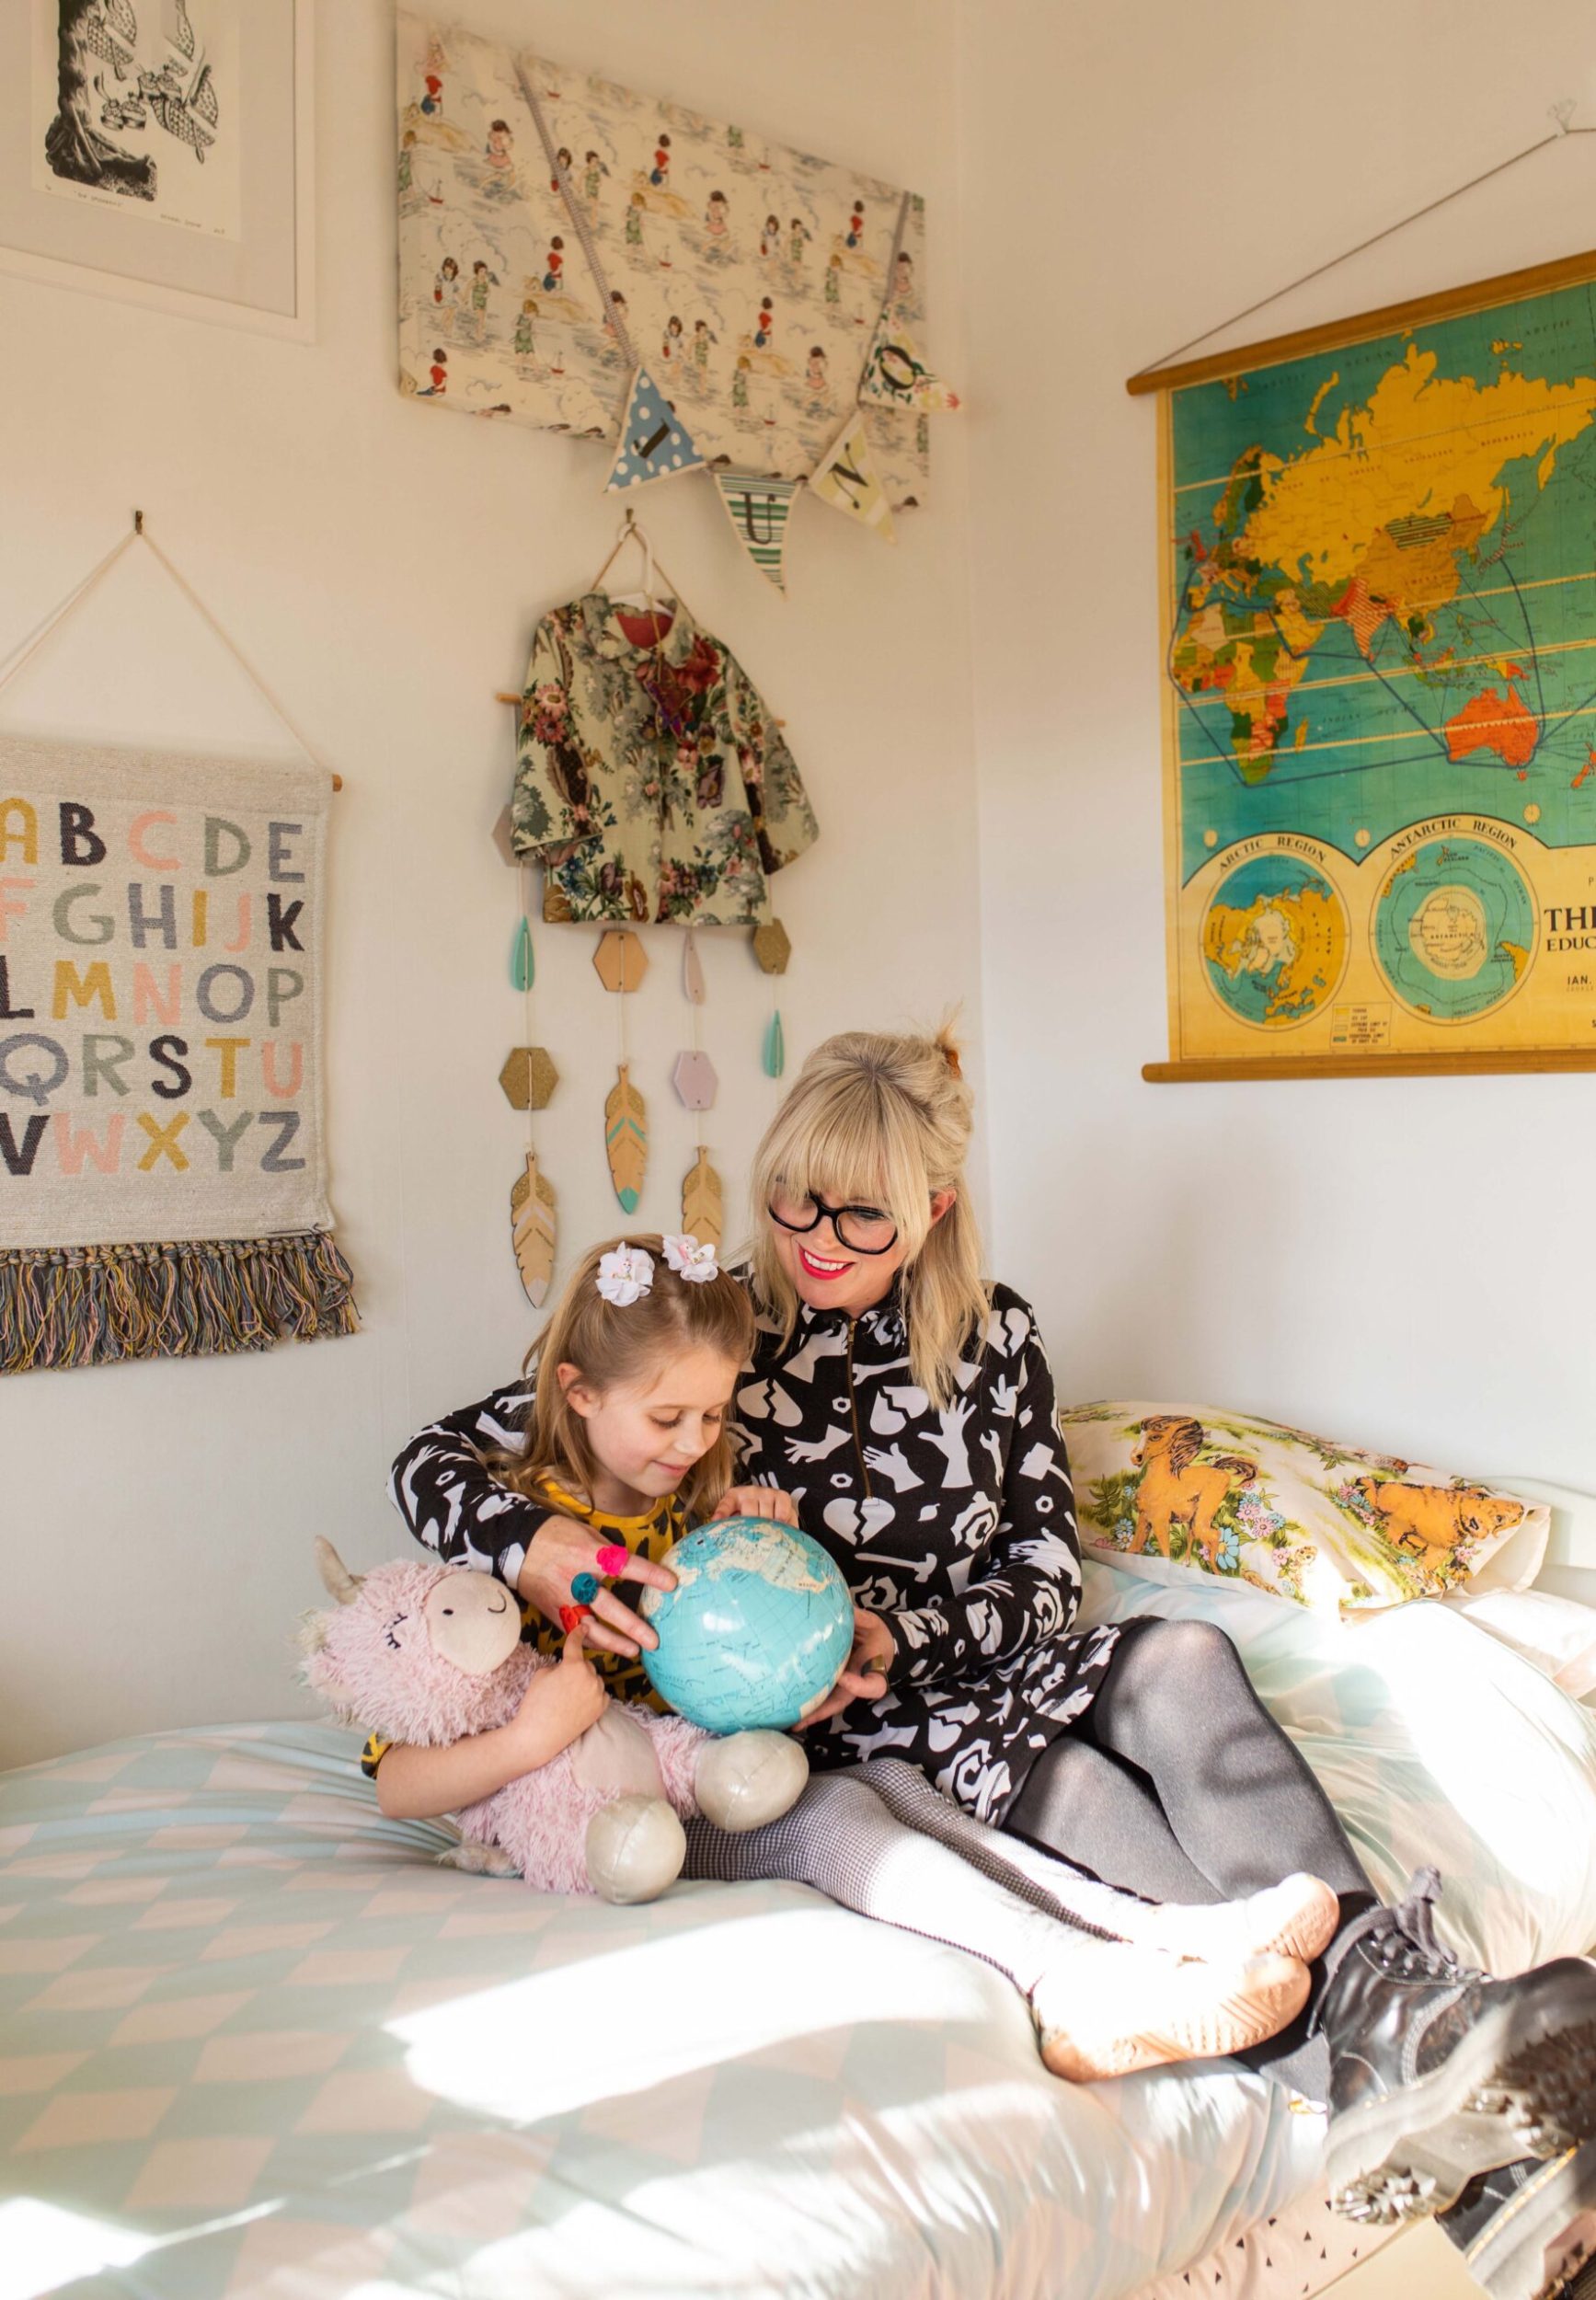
top-left (593, 929), bottom-right (649, 994)
top-left (499, 1047), bottom-right (559, 1110)
top-left (752, 917), bottom-right (791, 975)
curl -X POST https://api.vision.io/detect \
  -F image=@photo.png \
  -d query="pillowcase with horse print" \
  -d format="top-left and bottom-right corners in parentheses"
top-left (1059, 1402), bottom-right (1550, 1617)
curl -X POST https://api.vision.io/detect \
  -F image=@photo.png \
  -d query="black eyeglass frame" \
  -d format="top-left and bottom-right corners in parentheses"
top-left (767, 1190), bottom-right (900, 1257)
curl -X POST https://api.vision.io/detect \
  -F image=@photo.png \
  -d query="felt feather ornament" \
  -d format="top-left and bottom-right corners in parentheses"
top-left (604, 1064), bottom-right (648, 1213)
top-left (683, 926), bottom-right (706, 1006)
top-left (681, 1147), bottom-right (724, 1251)
top-left (763, 1010), bottom-right (786, 1078)
top-left (510, 1150), bottom-right (557, 1306)
top-left (511, 915), bottom-right (534, 991)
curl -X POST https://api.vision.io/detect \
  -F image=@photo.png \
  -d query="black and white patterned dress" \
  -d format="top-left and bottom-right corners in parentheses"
top-left (388, 1281), bottom-right (1119, 1824)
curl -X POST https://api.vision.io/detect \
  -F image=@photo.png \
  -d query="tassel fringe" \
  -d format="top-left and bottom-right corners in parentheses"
top-left (0, 1232), bottom-right (360, 1374)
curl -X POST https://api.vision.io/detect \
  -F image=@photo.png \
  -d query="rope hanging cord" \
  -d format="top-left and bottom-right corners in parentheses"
top-left (1130, 117), bottom-right (1596, 388)
top-left (0, 513), bottom-right (343, 790)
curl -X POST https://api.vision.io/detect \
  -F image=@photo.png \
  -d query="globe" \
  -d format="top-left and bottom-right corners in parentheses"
top-left (639, 1515), bottom-right (855, 1733)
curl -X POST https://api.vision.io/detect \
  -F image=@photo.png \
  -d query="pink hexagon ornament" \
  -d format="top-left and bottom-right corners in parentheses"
top-left (672, 1050), bottom-right (718, 1111)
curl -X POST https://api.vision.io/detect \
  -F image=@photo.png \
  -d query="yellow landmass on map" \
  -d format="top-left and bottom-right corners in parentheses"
top-left (1202, 883), bottom-right (1345, 1024)
top-left (1236, 345), bottom-right (1596, 598)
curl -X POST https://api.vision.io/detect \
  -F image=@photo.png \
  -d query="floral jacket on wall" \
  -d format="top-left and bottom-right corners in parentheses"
top-left (511, 590), bottom-right (819, 925)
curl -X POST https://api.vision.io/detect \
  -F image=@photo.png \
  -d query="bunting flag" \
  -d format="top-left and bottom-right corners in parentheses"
top-left (714, 474), bottom-right (801, 591)
top-left (857, 314), bottom-right (962, 415)
top-left (604, 367), bottom-right (705, 492)
top-left (809, 414), bottom-right (897, 542)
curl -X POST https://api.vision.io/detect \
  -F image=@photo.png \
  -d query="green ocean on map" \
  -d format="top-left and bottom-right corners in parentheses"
top-left (1169, 279), bottom-right (1596, 886)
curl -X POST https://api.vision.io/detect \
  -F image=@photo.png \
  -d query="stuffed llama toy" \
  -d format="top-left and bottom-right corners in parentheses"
top-left (302, 1538), bottom-right (809, 1904)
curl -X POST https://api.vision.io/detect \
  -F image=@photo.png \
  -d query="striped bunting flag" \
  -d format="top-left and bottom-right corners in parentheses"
top-left (713, 473), bottom-right (801, 591)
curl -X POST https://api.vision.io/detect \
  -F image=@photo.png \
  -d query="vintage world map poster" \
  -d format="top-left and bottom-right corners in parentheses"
top-left (1157, 259), bottom-right (1596, 1072)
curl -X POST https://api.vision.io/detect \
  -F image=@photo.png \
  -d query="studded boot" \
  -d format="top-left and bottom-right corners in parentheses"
top-left (1322, 1870), bottom-right (1596, 2225)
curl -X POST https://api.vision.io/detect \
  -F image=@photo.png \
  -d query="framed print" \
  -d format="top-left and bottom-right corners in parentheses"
top-left (0, 0), bottom-right (315, 340)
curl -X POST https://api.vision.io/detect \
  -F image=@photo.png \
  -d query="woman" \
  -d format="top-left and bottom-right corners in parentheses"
top-left (392, 1026), bottom-right (1596, 2237)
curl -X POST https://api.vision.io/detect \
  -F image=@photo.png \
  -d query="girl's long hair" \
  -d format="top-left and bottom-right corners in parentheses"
top-left (493, 1235), bottom-right (755, 1524)
top-left (747, 1021), bottom-right (990, 1408)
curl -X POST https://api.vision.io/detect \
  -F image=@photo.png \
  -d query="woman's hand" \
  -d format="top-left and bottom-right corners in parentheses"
top-left (516, 1514), bottom-right (675, 1658)
top-left (706, 1484), bottom-right (799, 1526)
top-left (792, 1605), bottom-right (897, 1731)
top-left (511, 1625), bottom-right (609, 1765)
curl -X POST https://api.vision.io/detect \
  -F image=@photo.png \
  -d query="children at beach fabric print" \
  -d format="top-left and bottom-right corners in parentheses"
top-left (396, 13), bottom-right (932, 507)
top-left (32, 0), bottom-right (241, 241)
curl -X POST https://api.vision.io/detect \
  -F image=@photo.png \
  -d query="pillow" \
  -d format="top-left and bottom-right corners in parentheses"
top-left (1442, 1587), bottom-right (1596, 1701)
top-left (1060, 1401), bottom-right (1549, 1618)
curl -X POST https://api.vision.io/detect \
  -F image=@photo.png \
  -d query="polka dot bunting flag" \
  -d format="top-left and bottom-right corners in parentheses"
top-left (603, 365), bottom-right (706, 493)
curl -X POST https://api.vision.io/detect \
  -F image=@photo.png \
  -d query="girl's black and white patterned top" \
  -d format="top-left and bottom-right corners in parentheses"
top-left (387, 1281), bottom-right (1119, 1823)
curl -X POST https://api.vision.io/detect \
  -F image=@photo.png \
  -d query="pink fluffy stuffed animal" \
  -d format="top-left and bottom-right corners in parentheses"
top-left (302, 1539), bottom-right (809, 1903)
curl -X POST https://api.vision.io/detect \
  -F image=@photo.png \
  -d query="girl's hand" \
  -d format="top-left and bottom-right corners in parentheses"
top-left (517, 1513), bottom-right (675, 1659)
top-left (511, 1626), bottom-right (608, 1765)
top-left (708, 1484), bottom-right (799, 1526)
top-left (792, 1605), bottom-right (897, 1731)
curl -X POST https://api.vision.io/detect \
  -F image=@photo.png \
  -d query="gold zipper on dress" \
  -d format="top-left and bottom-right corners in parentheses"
top-left (845, 1317), bottom-right (873, 1500)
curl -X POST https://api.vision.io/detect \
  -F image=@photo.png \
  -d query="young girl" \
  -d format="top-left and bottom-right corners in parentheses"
top-left (377, 1232), bottom-right (1330, 2085)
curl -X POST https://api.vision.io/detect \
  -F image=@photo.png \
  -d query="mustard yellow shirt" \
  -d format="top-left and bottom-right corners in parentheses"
top-left (361, 1477), bottom-right (686, 1777)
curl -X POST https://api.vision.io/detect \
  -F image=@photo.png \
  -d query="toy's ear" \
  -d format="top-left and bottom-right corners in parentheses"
top-left (315, 1538), bottom-right (363, 1606)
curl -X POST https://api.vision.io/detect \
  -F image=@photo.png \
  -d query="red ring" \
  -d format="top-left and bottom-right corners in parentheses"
top-left (557, 1604), bottom-right (591, 1634)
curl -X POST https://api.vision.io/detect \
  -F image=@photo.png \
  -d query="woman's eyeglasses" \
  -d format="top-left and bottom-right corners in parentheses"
top-left (768, 1190), bottom-right (899, 1256)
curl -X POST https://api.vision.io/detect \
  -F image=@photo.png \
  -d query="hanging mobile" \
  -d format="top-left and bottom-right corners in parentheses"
top-left (501, 867), bottom-right (559, 1303)
top-left (595, 929), bottom-right (649, 1213)
top-left (753, 916), bottom-right (790, 1079)
top-left (673, 931), bottom-right (724, 1248)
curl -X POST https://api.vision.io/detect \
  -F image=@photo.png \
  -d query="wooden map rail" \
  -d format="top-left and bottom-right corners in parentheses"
top-left (1144, 1050), bottom-right (1596, 1083)
top-left (1126, 245), bottom-right (1596, 396)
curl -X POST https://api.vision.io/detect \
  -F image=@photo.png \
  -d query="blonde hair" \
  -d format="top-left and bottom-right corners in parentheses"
top-left (494, 1235), bottom-right (755, 1522)
top-left (748, 1022), bottom-right (990, 1408)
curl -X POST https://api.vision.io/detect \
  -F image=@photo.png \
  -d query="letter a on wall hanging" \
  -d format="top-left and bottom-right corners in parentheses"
top-left (0, 738), bottom-right (359, 1374)
top-left (605, 368), bottom-right (706, 493)
top-left (714, 475), bottom-right (801, 591)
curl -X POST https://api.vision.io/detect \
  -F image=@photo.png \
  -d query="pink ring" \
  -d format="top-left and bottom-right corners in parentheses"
top-left (595, 1545), bottom-right (630, 1576)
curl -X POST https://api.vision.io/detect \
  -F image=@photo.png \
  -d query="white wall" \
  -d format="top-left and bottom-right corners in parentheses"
top-left (961, 2), bottom-right (1596, 1482)
top-left (1, 0), bottom-right (979, 1767)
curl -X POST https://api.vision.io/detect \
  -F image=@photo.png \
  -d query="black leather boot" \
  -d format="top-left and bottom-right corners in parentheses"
top-left (1438, 2139), bottom-right (1596, 2300)
top-left (1322, 1870), bottom-right (1596, 2225)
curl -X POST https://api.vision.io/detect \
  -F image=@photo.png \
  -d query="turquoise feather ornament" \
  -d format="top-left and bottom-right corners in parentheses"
top-left (763, 1010), bottom-right (785, 1078)
top-left (511, 916), bottom-right (534, 991)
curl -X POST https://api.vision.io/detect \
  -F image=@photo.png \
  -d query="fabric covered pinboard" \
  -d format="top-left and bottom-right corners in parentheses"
top-left (1061, 1401), bottom-right (1548, 1616)
top-left (0, 739), bottom-right (356, 1373)
top-left (396, 15), bottom-right (933, 505)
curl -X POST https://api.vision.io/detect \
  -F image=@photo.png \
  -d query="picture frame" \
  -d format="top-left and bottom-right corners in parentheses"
top-left (0, 0), bottom-right (316, 342)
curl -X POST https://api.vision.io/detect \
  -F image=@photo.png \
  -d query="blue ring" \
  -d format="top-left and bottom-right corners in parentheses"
top-left (570, 1572), bottom-right (601, 1605)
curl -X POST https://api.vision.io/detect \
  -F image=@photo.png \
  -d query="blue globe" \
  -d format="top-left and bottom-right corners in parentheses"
top-left (639, 1515), bottom-right (855, 1732)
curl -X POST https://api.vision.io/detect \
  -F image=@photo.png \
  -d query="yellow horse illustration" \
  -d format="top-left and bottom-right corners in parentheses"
top-left (1130, 1415), bottom-right (1258, 1571)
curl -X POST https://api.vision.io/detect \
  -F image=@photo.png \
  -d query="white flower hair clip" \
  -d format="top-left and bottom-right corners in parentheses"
top-left (662, 1233), bottom-right (719, 1283)
top-left (595, 1243), bottom-right (655, 1306)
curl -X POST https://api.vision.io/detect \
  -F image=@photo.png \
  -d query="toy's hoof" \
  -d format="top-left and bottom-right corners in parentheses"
top-left (586, 1795), bottom-right (686, 1904)
top-left (695, 1731), bottom-right (809, 1832)
top-left (438, 1838), bottom-right (520, 1879)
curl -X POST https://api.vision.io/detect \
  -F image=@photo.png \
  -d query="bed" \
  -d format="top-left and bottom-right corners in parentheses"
top-left (4, 1483), bottom-right (1595, 2300)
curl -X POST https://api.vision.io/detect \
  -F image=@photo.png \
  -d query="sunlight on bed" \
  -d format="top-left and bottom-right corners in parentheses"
top-left (386, 1901), bottom-right (1012, 2122)
top-left (0, 2200), bottom-right (155, 2300)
